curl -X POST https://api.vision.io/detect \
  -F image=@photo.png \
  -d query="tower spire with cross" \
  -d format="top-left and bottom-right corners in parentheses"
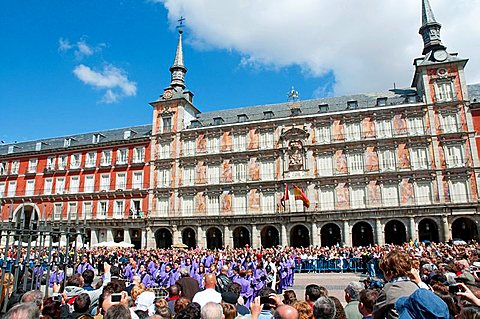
top-left (169, 16), bottom-right (187, 90)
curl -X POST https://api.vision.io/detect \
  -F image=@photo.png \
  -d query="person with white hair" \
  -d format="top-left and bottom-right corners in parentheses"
top-left (313, 297), bottom-right (336, 319)
top-left (344, 282), bottom-right (363, 319)
top-left (201, 302), bottom-right (224, 319)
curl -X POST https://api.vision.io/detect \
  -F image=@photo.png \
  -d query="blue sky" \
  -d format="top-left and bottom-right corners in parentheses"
top-left (1, 0), bottom-right (479, 143)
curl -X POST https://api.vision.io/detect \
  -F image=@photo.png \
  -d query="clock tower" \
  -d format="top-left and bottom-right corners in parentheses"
top-left (411, 0), bottom-right (469, 104)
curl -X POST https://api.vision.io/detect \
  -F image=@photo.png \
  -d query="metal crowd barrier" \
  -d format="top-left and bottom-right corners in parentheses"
top-left (294, 257), bottom-right (368, 273)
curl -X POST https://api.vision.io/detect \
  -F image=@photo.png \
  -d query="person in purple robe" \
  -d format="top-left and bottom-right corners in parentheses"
top-left (139, 264), bottom-right (155, 288)
top-left (76, 255), bottom-right (94, 274)
top-left (48, 265), bottom-right (65, 288)
top-left (253, 262), bottom-right (267, 297)
top-left (124, 258), bottom-right (138, 282)
top-left (32, 262), bottom-right (43, 290)
top-left (277, 257), bottom-right (289, 294)
top-left (287, 256), bottom-right (295, 287)
top-left (159, 263), bottom-right (173, 288)
top-left (192, 264), bottom-right (205, 289)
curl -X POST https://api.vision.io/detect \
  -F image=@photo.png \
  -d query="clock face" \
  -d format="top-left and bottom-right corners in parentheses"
top-left (163, 90), bottom-right (173, 100)
top-left (433, 50), bottom-right (448, 62)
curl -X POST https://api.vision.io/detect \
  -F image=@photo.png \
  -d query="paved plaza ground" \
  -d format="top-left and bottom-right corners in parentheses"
top-left (289, 272), bottom-right (365, 306)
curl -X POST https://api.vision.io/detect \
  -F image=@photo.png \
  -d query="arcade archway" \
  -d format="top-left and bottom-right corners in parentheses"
top-left (384, 220), bottom-right (407, 245)
top-left (206, 227), bottom-right (223, 249)
top-left (14, 204), bottom-right (39, 241)
top-left (418, 218), bottom-right (439, 243)
top-left (290, 225), bottom-right (310, 248)
top-left (352, 222), bottom-right (374, 247)
top-left (182, 228), bottom-right (197, 248)
top-left (261, 226), bottom-right (280, 248)
top-left (452, 217), bottom-right (478, 242)
top-left (233, 227), bottom-right (250, 248)
top-left (321, 223), bottom-right (342, 247)
top-left (155, 228), bottom-right (173, 248)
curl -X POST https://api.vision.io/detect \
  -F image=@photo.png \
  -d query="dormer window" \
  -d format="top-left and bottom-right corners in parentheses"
top-left (318, 104), bottom-right (329, 113)
top-left (7, 146), bottom-right (14, 154)
top-left (190, 120), bottom-right (201, 128)
top-left (64, 138), bottom-right (72, 148)
top-left (291, 107), bottom-right (301, 116)
top-left (213, 117), bottom-right (224, 125)
top-left (347, 100), bottom-right (358, 109)
top-left (376, 97), bottom-right (388, 107)
top-left (237, 114), bottom-right (248, 123)
top-left (264, 111), bottom-right (274, 120)
top-left (124, 130), bottom-right (136, 140)
top-left (35, 142), bottom-right (42, 151)
top-left (92, 133), bottom-right (104, 144)
top-left (407, 95), bottom-right (417, 103)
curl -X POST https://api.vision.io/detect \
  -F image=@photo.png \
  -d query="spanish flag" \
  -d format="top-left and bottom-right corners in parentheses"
top-left (281, 183), bottom-right (289, 207)
top-left (293, 184), bottom-right (310, 208)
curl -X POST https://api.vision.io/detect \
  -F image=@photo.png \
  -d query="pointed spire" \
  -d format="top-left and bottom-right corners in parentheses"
top-left (421, 0), bottom-right (437, 26)
top-left (169, 17), bottom-right (187, 90)
top-left (419, 0), bottom-right (445, 55)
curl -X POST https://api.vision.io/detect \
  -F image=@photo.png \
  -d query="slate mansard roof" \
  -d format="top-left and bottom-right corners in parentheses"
top-left (2, 84), bottom-right (479, 156)
top-left (0, 125), bottom-right (152, 157)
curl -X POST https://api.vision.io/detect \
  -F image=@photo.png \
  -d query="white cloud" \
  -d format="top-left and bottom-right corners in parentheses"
top-left (58, 38), bottom-right (73, 52)
top-left (159, 0), bottom-right (480, 96)
top-left (58, 36), bottom-right (106, 59)
top-left (73, 64), bottom-right (137, 103)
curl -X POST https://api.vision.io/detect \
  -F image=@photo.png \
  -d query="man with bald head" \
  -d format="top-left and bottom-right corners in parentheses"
top-left (193, 273), bottom-right (222, 308)
top-left (274, 305), bottom-right (299, 319)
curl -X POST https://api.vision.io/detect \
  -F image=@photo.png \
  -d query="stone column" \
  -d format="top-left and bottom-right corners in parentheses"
top-left (409, 217), bottom-right (417, 241)
top-left (145, 228), bottom-right (156, 248)
top-left (224, 226), bottom-right (233, 248)
top-left (172, 226), bottom-right (179, 246)
top-left (124, 229), bottom-right (131, 244)
top-left (343, 220), bottom-right (351, 247)
top-left (442, 215), bottom-right (451, 242)
top-left (106, 229), bottom-right (114, 242)
top-left (281, 224), bottom-right (288, 247)
top-left (251, 225), bottom-right (261, 248)
top-left (375, 219), bottom-right (384, 246)
top-left (76, 234), bottom-right (83, 247)
top-left (90, 229), bottom-right (98, 246)
top-left (197, 226), bottom-right (206, 248)
top-left (311, 223), bottom-right (320, 246)
top-left (60, 234), bottom-right (67, 245)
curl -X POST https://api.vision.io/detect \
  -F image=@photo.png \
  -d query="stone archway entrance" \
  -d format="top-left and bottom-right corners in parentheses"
top-left (452, 217), bottom-right (478, 242)
top-left (352, 222), bottom-right (374, 247)
top-left (182, 228), bottom-right (197, 248)
top-left (384, 220), bottom-right (407, 245)
top-left (261, 226), bottom-right (280, 248)
top-left (321, 223), bottom-right (342, 247)
top-left (155, 228), bottom-right (172, 248)
top-left (206, 227), bottom-right (223, 249)
top-left (418, 218), bottom-right (439, 243)
top-left (290, 225), bottom-right (310, 248)
top-left (233, 227), bottom-right (250, 248)
top-left (14, 204), bottom-right (39, 241)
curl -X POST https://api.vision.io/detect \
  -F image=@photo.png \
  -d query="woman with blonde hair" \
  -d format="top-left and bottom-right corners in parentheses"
top-left (293, 301), bottom-right (313, 319)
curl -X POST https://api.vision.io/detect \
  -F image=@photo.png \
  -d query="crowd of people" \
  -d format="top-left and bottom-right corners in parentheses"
top-left (2, 240), bottom-right (480, 319)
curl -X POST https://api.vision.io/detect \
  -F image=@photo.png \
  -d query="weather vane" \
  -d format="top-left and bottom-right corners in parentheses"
top-left (177, 16), bottom-right (186, 33)
top-left (288, 86), bottom-right (299, 102)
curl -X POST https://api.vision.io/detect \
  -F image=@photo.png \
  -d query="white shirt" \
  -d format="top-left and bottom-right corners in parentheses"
top-left (192, 288), bottom-right (222, 308)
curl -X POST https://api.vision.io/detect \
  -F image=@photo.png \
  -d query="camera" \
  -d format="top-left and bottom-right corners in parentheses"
top-left (52, 294), bottom-right (62, 302)
top-left (260, 296), bottom-right (274, 310)
top-left (111, 293), bottom-right (122, 302)
top-left (449, 284), bottom-right (460, 294)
